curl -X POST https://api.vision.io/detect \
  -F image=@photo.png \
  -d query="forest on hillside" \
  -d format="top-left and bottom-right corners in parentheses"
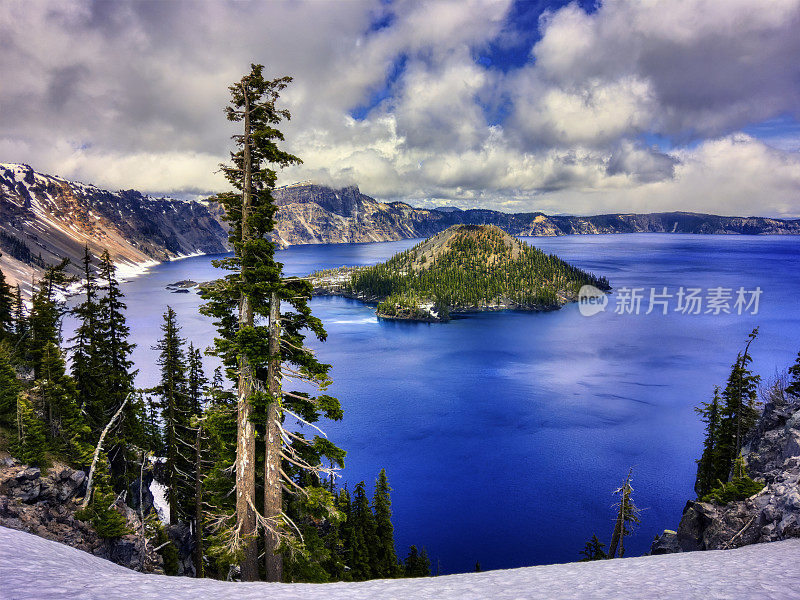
top-left (346, 225), bottom-right (611, 319)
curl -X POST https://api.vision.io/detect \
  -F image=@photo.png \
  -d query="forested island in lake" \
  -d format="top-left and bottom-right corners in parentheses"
top-left (310, 224), bottom-right (611, 321)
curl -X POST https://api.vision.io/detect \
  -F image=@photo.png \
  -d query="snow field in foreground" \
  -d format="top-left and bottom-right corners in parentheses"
top-left (1, 526), bottom-right (799, 600)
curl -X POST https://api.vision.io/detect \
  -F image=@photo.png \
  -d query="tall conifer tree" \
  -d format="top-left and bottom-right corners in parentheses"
top-left (714, 329), bottom-right (760, 480)
top-left (0, 342), bottom-right (20, 426)
top-left (153, 307), bottom-right (196, 523)
top-left (70, 247), bottom-right (102, 420)
top-left (608, 468), bottom-right (640, 559)
top-left (200, 64), bottom-right (344, 582)
top-left (0, 265), bottom-right (14, 340)
top-left (12, 284), bottom-right (27, 353)
top-left (372, 469), bottom-right (400, 578)
top-left (694, 386), bottom-right (722, 497)
top-left (28, 260), bottom-right (70, 379)
top-left (187, 343), bottom-right (207, 416)
top-left (97, 250), bottom-right (139, 483)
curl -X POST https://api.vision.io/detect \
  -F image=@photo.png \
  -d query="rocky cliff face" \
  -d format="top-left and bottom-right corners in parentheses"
top-left (655, 392), bottom-right (800, 554)
top-left (272, 183), bottom-right (800, 247)
top-left (0, 456), bottom-right (164, 571)
top-left (0, 163), bottom-right (229, 293)
top-left (0, 454), bottom-right (196, 575)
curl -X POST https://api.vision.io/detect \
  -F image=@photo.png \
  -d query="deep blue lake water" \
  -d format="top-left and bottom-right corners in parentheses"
top-left (84, 234), bottom-right (800, 574)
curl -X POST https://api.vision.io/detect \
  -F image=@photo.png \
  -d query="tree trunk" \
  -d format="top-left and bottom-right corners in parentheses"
top-left (168, 377), bottom-right (176, 525)
top-left (608, 508), bottom-right (623, 559)
top-left (264, 291), bottom-right (283, 582)
top-left (194, 424), bottom-right (203, 578)
top-left (82, 393), bottom-right (130, 509)
top-left (236, 82), bottom-right (259, 582)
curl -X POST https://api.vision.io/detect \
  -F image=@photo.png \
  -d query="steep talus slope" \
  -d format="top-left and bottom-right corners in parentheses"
top-left (273, 183), bottom-right (800, 246)
top-left (0, 164), bottom-right (229, 291)
top-left (2, 525), bottom-right (799, 599)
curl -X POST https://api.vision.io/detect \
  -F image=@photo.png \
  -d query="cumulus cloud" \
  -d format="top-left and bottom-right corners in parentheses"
top-left (1, 0), bottom-right (799, 216)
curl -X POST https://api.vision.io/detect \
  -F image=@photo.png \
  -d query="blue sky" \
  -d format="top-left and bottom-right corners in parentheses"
top-left (1, 0), bottom-right (799, 216)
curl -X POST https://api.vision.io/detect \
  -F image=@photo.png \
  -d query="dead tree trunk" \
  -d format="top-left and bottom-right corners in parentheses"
top-left (82, 392), bottom-right (130, 509)
top-left (608, 468), bottom-right (637, 559)
top-left (264, 291), bottom-right (283, 582)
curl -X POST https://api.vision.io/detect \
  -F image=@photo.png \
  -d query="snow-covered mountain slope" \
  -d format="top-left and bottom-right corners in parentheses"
top-left (1, 526), bottom-right (798, 600)
top-left (0, 163), bottom-right (228, 293)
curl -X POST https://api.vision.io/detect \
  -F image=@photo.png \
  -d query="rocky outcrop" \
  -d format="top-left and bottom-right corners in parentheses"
top-left (272, 183), bottom-right (800, 248)
top-left (655, 393), bottom-right (800, 553)
top-left (0, 456), bottom-right (164, 572)
top-left (0, 163), bottom-right (229, 293)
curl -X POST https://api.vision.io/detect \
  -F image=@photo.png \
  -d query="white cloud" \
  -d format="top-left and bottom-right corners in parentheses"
top-left (1, 0), bottom-right (799, 217)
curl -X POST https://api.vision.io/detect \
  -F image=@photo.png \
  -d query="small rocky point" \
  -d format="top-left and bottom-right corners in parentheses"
top-left (653, 392), bottom-right (800, 553)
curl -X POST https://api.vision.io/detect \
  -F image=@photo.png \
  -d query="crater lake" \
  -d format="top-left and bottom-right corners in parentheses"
top-left (69, 233), bottom-right (800, 574)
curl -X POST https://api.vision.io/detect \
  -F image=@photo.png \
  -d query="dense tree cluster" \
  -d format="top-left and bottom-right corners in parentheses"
top-left (694, 329), bottom-right (764, 499)
top-left (0, 252), bottom-right (140, 537)
top-left (349, 225), bottom-right (610, 315)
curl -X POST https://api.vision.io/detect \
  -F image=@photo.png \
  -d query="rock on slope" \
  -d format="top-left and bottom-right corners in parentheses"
top-left (672, 392), bottom-right (800, 552)
top-left (2, 525), bottom-right (799, 600)
top-left (0, 163), bottom-right (228, 293)
top-left (0, 457), bottom-right (160, 572)
top-left (272, 182), bottom-right (800, 247)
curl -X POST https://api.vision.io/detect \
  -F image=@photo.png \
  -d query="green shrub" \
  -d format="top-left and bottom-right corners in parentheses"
top-left (701, 476), bottom-right (764, 505)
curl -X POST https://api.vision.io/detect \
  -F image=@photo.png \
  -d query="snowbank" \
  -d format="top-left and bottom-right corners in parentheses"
top-left (1, 526), bottom-right (799, 599)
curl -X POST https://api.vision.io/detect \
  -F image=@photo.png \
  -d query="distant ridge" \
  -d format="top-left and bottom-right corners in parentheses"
top-left (272, 183), bottom-right (800, 247)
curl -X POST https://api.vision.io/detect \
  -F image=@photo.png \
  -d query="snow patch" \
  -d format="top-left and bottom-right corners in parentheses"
top-left (114, 259), bottom-right (160, 282)
top-left (169, 251), bottom-right (204, 261)
top-left (149, 480), bottom-right (170, 525)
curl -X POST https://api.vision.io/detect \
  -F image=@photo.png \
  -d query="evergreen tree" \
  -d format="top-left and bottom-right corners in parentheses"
top-left (96, 250), bottom-right (139, 482)
top-left (694, 386), bottom-right (722, 497)
top-left (140, 393), bottom-right (164, 456)
top-left (75, 452), bottom-right (130, 538)
top-left (372, 469), bottom-right (400, 578)
top-left (152, 307), bottom-right (194, 523)
top-left (714, 329), bottom-right (760, 481)
top-left (13, 393), bottom-right (48, 467)
top-left (608, 468), bottom-right (640, 559)
top-left (155, 524), bottom-right (179, 575)
top-left (12, 285), bottom-right (27, 354)
top-left (28, 260), bottom-right (70, 379)
top-left (70, 247), bottom-right (102, 422)
top-left (0, 265), bottom-right (14, 340)
top-left (579, 535), bottom-right (607, 561)
top-left (336, 486), bottom-right (353, 577)
top-left (198, 368), bottom-right (240, 579)
top-left (786, 350), bottom-right (800, 398)
top-left (186, 343), bottom-right (207, 416)
top-left (348, 481), bottom-right (378, 580)
top-left (404, 545), bottom-right (431, 577)
top-left (0, 342), bottom-right (20, 426)
top-left (33, 342), bottom-right (81, 452)
top-left (200, 64), bottom-right (344, 582)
